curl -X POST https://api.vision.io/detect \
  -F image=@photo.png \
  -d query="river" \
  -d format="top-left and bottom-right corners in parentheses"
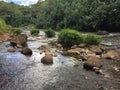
top-left (0, 30), bottom-right (120, 90)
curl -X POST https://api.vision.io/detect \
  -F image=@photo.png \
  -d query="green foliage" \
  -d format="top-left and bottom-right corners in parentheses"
top-left (0, 0), bottom-right (120, 32)
top-left (83, 33), bottom-right (102, 45)
top-left (58, 29), bottom-right (83, 47)
top-left (0, 18), bottom-right (10, 32)
top-left (30, 29), bottom-right (39, 35)
top-left (13, 29), bottom-right (22, 35)
top-left (58, 29), bottom-right (102, 47)
top-left (0, 1), bottom-right (32, 27)
top-left (44, 28), bottom-right (55, 37)
top-left (33, 0), bottom-right (120, 32)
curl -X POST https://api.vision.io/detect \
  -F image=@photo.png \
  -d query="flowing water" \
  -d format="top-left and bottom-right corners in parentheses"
top-left (0, 31), bottom-right (120, 90)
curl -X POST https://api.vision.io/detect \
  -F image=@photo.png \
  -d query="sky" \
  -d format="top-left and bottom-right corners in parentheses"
top-left (2, 0), bottom-right (39, 6)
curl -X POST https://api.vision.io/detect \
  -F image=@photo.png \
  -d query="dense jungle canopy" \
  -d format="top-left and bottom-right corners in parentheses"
top-left (0, 0), bottom-right (120, 32)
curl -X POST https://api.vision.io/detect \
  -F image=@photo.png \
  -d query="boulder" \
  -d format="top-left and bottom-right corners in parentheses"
top-left (62, 48), bottom-right (87, 60)
top-left (84, 48), bottom-right (93, 55)
top-left (102, 50), bottom-right (119, 59)
top-left (78, 43), bottom-right (86, 48)
top-left (49, 39), bottom-right (57, 46)
top-left (96, 30), bottom-right (109, 35)
top-left (7, 47), bottom-right (16, 52)
top-left (36, 37), bottom-right (42, 40)
top-left (100, 41), bottom-right (112, 46)
top-left (21, 47), bottom-right (32, 55)
top-left (84, 48), bottom-right (96, 57)
top-left (10, 34), bottom-right (27, 47)
top-left (67, 48), bottom-right (81, 55)
top-left (77, 55), bottom-right (87, 61)
top-left (38, 45), bottom-right (51, 52)
top-left (71, 45), bottom-right (77, 49)
top-left (41, 53), bottom-right (53, 64)
top-left (61, 51), bottom-right (69, 55)
top-left (16, 44), bottom-right (22, 48)
top-left (90, 45), bottom-right (103, 55)
top-left (56, 43), bottom-right (62, 48)
top-left (83, 56), bottom-right (102, 69)
top-left (99, 45), bottom-right (106, 52)
top-left (86, 53), bottom-right (96, 57)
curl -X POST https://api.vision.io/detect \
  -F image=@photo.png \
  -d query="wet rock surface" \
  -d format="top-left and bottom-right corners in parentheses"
top-left (102, 50), bottom-right (119, 59)
top-left (21, 47), bottom-right (33, 55)
top-left (41, 52), bottom-right (53, 64)
top-left (10, 34), bottom-right (27, 47)
top-left (83, 56), bottom-right (102, 69)
top-left (38, 45), bottom-right (51, 52)
top-left (89, 45), bottom-right (103, 55)
top-left (0, 31), bottom-right (120, 90)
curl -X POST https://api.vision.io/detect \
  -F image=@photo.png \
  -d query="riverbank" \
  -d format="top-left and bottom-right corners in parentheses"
top-left (0, 32), bottom-right (10, 43)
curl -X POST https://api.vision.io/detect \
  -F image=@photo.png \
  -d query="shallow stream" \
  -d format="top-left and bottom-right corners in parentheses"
top-left (0, 30), bottom-right (120, 90)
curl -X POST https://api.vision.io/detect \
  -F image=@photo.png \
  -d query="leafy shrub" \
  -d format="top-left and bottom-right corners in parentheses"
top-left (83, 33), bottom-right (102, 45)
top-left (44, 28), bottom-right (55, 37)
top-left (30, 29), bottom-right (39, 35)
top-left (58, 29), bottom-right (83, 47)
top-left (13, 29), bottom-right (22, 35)
top-left (0, 18), bottom-right (11, 33)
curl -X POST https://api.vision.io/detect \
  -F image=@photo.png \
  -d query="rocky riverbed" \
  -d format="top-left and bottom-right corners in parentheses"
top-left (0, 30), bottom-right (120, 90)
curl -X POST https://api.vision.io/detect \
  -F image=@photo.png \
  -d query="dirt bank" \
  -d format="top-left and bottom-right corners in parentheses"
top-left (0, 32), bottom-right (10, 43)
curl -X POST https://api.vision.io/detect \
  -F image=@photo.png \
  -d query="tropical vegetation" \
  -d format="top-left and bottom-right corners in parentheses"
top-left (30, 29), bottom-right (40, 35)
top-left (45, 28), bottom-right (55, 37)
top-left (0, 0), bottom-right (120, 32)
